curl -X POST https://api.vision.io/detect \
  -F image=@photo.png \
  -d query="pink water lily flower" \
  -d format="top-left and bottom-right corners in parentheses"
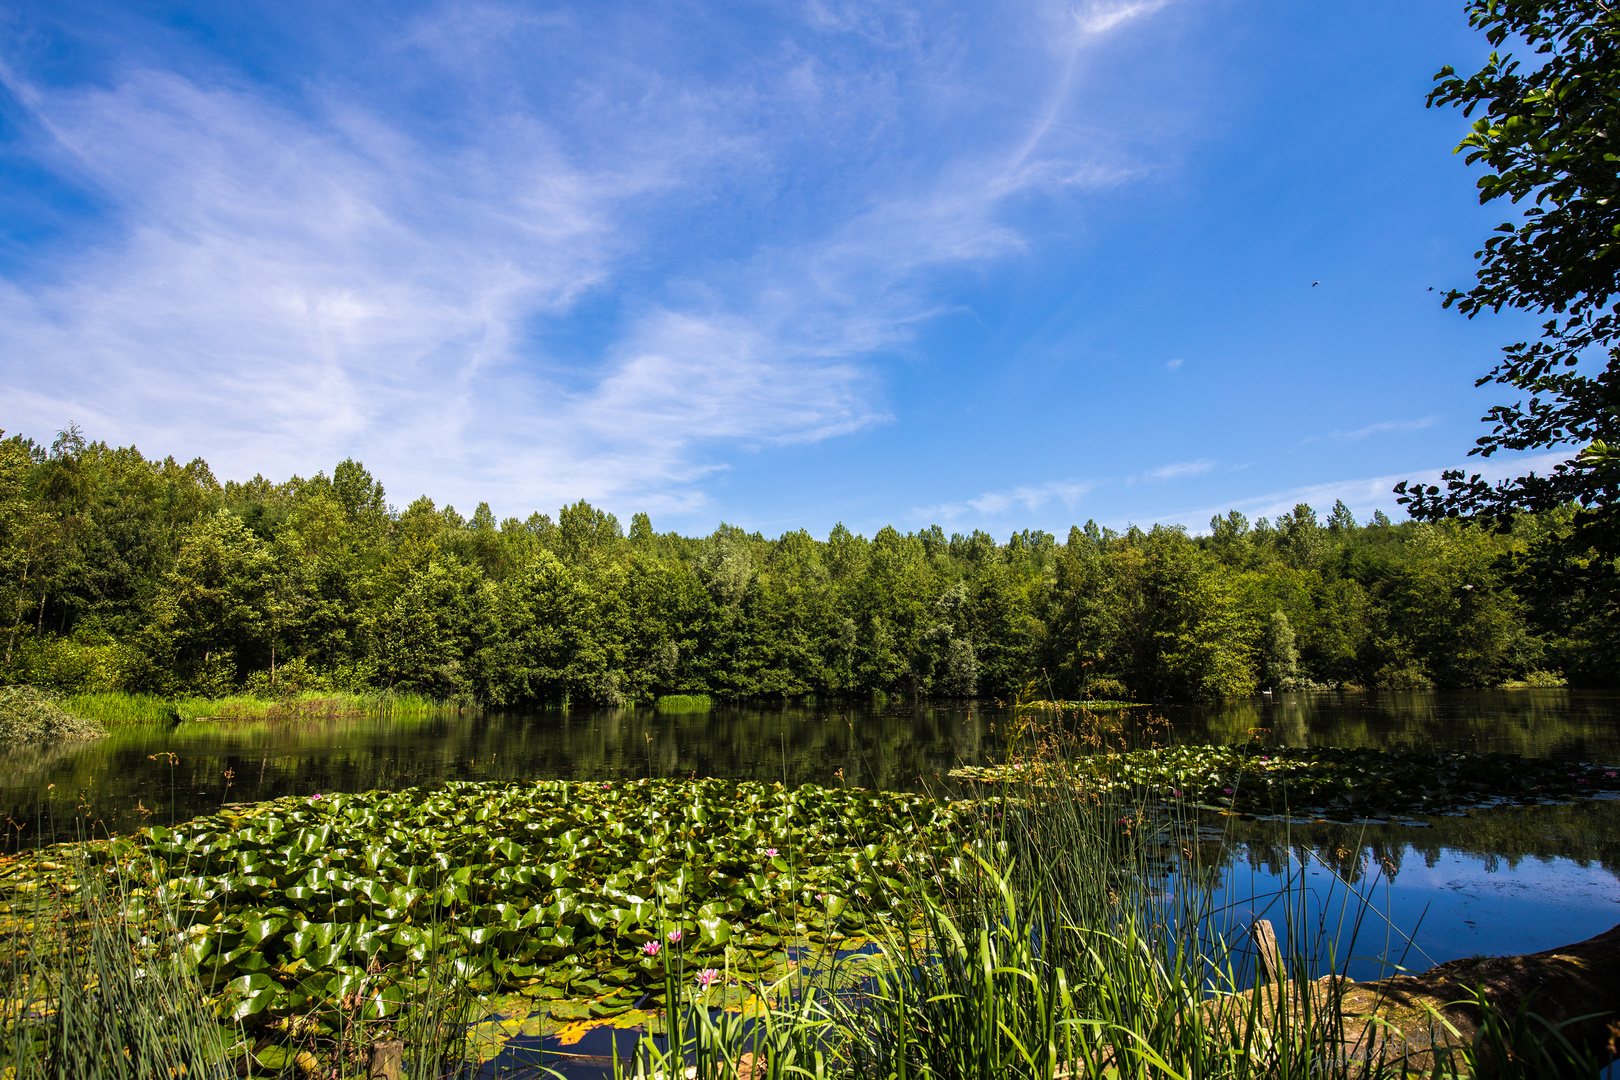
top-left (696, 968), bottom-right (720, 989)
top-left (667, 929), bottom-right (683, 943)
top-left (765, 848), bottom-right (778, 858)
top-left (1222, 788), bottom-right (1234, 795)
top-left (642, 941), bottom-right (661, 957)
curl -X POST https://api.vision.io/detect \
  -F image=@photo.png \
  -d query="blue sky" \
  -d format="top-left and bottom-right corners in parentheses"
top-left (0, 0), bottom-right (1563, 538)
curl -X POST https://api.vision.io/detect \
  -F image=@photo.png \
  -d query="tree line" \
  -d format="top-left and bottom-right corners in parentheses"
top-left (0, 425), bottom-right (1606, 706)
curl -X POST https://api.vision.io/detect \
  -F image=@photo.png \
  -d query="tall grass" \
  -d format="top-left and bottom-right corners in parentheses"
top-left (0, 848), bottom-right (241, 1079)
top-left (655, 694), bottom-right (714, 713)
top-left (63, 689), bottom-right (464, 726)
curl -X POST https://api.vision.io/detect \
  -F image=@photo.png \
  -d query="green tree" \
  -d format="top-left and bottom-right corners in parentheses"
top-left (145, 511), bottom-right (275, 692)
top-left (1260, 609), bottom-right (1300, 689)
top-left (1402, 0), bottom-right (1620, 676)
top-left (377, 557), bottom-right (493, 700)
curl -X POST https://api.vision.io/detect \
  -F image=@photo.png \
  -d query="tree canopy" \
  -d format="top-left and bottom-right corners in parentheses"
top-left (1400, 0), bottom-right (1620, 675)
top-left (0, 428), bottom-right (1593, 701)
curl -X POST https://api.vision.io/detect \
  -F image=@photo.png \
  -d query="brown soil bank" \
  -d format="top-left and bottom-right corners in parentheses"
top-left (1221, 921), bottom-right (1620, 1074)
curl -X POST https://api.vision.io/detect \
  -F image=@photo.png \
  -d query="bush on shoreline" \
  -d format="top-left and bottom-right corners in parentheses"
top-left (0, 686), bottom-right (106, 743)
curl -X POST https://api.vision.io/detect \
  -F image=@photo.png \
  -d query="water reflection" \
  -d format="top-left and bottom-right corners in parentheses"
top-left (1, 690), bottom-right (1616, 1000)
top-left (0, 701), bottom-right (998, 843)
top-left (1163, 687), bottom-right (1620, 759)
top-left (3, 688), bottom-right (1617, 849)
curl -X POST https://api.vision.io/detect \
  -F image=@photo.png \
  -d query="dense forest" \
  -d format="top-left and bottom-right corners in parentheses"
top-left (0, 425), bottom-right (1609, 705)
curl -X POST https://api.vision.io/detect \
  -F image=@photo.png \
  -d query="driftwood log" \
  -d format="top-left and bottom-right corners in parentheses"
top-left (1218, 920), bottom-right (1620, 1073)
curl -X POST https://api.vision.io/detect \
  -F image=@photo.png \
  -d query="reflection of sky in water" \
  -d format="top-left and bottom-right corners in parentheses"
top-left (1214, 843), bottom-right (1620, 984)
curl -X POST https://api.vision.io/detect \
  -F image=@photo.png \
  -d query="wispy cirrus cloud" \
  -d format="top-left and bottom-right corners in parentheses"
top-left (1322, 416), bottom-right (1440, 442)
top-left (1157, 451), bottom-right (1570, 533)
top-left (1075, 0), bottom-right (1174, 36)
top-left (914, 479), bottom-right (1096, 522)
top-left (0, 0), bottom-right (1179, 517)
top-left (1144, 458), bottom-right (1215, 481)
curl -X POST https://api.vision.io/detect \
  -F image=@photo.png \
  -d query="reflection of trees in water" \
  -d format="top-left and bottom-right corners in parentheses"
top-left (4, 691), bottom-right (1618, 854)
top-left (0, 702), bottom-right (999, 843)
top-left (1212, 799), bottom-right (1620, 887)
top-left (1164, 688), bottom-right (1620, 760)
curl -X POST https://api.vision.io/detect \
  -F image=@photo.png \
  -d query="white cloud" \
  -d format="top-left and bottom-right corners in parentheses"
top-left (915, 479), bottom-right (1095, 522)
top-left (1074, 1), bottom-right (1173, 36)
top-left (1165, 357), bottom-right (1183, 370)
top-left (0, 0), bottom-right (1181, 518)
top-left (1158, 451), bottom-right (1571, 533)
top-left (1325, 416), bottom-right (1440, 442)
top-left (1145, 458), bottom-right (1215, 481)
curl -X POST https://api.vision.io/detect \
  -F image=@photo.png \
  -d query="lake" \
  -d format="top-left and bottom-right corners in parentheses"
top-left (3, 688), bottom-right (1616, 980)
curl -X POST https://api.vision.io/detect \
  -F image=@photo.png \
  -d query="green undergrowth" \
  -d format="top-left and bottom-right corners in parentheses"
top-left (0, 686), bottom-right (106, 743)
top-left (62, 689), bottom-right (456, 726)
top-left (0, 779), bottom-right (967, 1040)
top-left (950, 744), bottom-right (1620, 819)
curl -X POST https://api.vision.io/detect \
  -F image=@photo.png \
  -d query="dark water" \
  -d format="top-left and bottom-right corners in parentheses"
top-left (3, 689), bottom-right (1617, 993)
top-left (7, 688), bottom-right (1618, 840)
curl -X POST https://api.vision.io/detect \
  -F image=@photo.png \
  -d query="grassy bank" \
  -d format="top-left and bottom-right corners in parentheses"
top-left (61, 689), bottom-right (464, 726)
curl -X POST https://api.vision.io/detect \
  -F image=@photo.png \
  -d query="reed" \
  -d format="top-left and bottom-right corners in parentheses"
top-left (62, 689), bottom-right (464, 726)
top-left (654, 694), bottom-right (714, 712)
top-left (0, 846), bottom-right (241, 1079)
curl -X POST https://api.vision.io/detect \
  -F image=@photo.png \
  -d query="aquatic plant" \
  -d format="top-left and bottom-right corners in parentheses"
top-left (0, 842), bottom-right (480, 1080)
top-left (1, 779), bottom-right (966, 1032)
top-left (950, 744), bottom-right (1620, 819)
top-left (0, 847), bottom-right (242, 1079)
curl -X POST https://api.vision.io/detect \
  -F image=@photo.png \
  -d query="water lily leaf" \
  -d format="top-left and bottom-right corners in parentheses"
top-left (223, 973), bottom-right (279, 1020)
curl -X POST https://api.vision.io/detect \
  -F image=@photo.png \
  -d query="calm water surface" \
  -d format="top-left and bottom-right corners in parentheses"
top-left (7, 688), bottom-right (1617, 838)
top-left (2, 689), bottom-right (1616, 979)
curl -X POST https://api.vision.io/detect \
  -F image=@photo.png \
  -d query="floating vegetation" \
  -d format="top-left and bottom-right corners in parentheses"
top-left (0, 686), bottom-right (107, 743)
top-left (1021, 699), bottom-right (1139, 710)
top-left (0, 779), bottom-right (966, 1034)
top-left (950, 744), bottom-right (1620, 819)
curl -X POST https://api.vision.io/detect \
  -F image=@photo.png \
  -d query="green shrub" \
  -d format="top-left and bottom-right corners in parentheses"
top-left (1503, 669), bottom-right (1567, 688)
top-left (0, 686), bottom-right (106, 742)
top-left (3, 631), bottom-right (135, 695)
